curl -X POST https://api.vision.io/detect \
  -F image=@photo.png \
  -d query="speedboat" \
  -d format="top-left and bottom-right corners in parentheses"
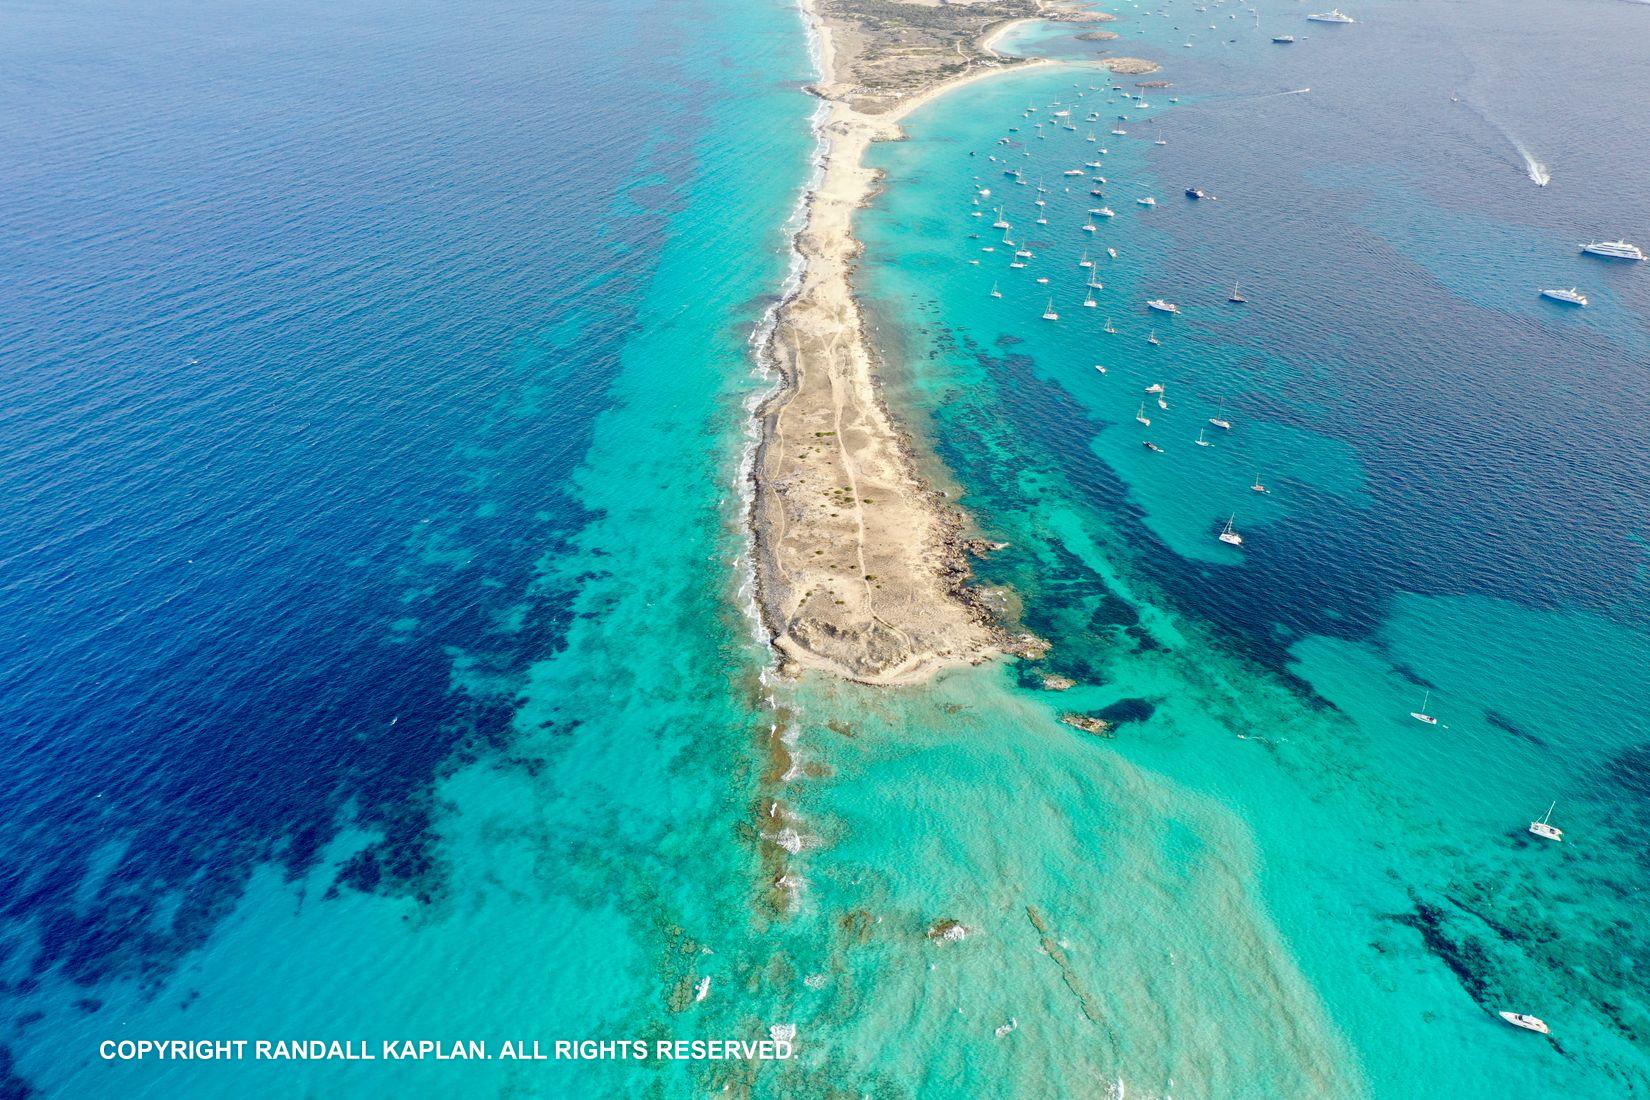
top-left (1307, 9), bottom-right (1355, 22)
top-left (1273, 33), bottom-right (1295, 42)
top-left (1185, 187), bottom-right (1207, 200)
top-left (1097, 207), bottom-right (1116, 217)
top-left (1147, 299), bottom-right (1179, 313)
top-left (1094, 363), bottom-right (1108, 374)
top-left (1137, 196), bottom-right (1156, 206)
top-left (1143, 440), bottom-right (1164, 453)
top-left (1499, 1012), bottom-right (1550, 1035)
top-left (1580, 239), bottom-right (1645, 261)
top-left (1540, 287), bottom-right (1587, 306)
top-left (1529, 802), bottom-right (1563, 842)
top-left (1145, 383), bottom-right (1165, 394)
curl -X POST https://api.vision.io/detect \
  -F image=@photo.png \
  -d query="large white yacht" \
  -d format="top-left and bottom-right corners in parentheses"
top-left (1580, 239), bottom-right (1645, 261)
top-left (1307, 9), bottom-right (1355, 22)
top-left (1540, 287), bottom-right (1588, 306)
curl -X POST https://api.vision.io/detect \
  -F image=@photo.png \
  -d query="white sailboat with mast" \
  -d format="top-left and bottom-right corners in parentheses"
top-left (1528, 802), bottom-right (1563, 841)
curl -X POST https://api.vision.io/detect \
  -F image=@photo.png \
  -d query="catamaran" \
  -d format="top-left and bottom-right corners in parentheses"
top-left (1410, 691), bottom-right (1439, 725)
top-left (990, 282), bottom-right (1003, 299)
top-left (1084, 288), bottom-right (1098, 308)
top-left (1218, 515), bottom-right (1244, 546)
top-left (1042, 298), bottom-right (1059, 321)
top-left (1079, 251), bottom-right (1094, 268)
top-left (1529, 802), bottom-right (1563, 842)
top-left (1104, 318), bottom-right (1117, 334)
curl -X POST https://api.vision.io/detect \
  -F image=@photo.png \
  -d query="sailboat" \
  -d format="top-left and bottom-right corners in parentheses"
top-left (1528, 802), bottom-right (1563, 842)
top-left (1104, 318), bottom-right (1117, 334)
top-left (1218, 515), bottom-right (1244, 547)
top-left (1196, 429), bottom-right (1211, 447)
top-left (1209, 403), bottom-right (1232, 430)
top-left (1084, 288), bottom-right (1098, 308)
top-left (1079, 250), bottom-right (1093, 268)
top-left (1157, 394), bottom-right (1169, 410)
top-left (1042, 298), bottom-right (1059, 321)
top-left (1147, 330), bottom-right (1161, 346)
top-left (1409, 691), bottom-right (1439, 726)
top-left (1135, 403), bottom-right (1152, 427)
top-left (990, 282), bottom-right (1003, 299)
top-left (1251, 473), bottom-right (1269, 494)
top-left (1229, 280), bottom-right (1247, 304)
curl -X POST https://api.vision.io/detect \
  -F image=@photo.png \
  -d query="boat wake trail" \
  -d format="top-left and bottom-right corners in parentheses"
top-left (1456, 94), bottom-right (1549, 187)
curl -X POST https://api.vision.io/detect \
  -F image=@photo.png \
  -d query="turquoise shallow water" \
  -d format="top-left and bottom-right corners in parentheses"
top-left (837, 0), bottom-right (1650, 1093)
top-left (3, 0), bottom-right (1649, 1094)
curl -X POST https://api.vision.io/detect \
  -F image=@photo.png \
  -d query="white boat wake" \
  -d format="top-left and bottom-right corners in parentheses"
top-left (1512, 138), bottom-right (1551, 187)
top-left (1457, 93), bottom-right (1550, 187)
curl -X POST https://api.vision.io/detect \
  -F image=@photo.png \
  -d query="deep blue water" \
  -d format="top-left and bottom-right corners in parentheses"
top-left (4, 0), bottom-right (1650, 1093)
top-left (0, 1), bottom-right (812, 1092)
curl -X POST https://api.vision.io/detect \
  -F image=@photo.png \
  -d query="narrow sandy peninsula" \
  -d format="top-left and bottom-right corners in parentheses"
top-left (750, 0), bottom-right (1157, 685)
